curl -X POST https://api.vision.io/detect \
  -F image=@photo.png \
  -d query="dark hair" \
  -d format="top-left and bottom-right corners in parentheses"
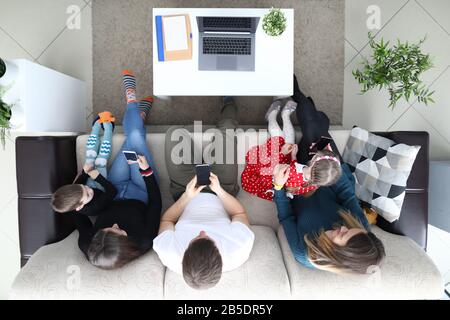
top-left (87, 230), bottom-right (142, 270)
top-left (51, 184), bottom-right (84, 213)
top-left (305, 211), bottom-right (386, 274)
top-left (182, 238), bottom-right (223, 289)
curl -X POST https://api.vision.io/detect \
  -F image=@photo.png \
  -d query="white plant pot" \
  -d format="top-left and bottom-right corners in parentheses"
top-left (0, 59), bottom-right (19, 86)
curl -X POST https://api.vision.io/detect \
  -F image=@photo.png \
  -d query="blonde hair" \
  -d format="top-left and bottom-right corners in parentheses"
top-left (306, 150), bottom-right (342, 188)
top-left (304, 211), bottom-right (385, 274)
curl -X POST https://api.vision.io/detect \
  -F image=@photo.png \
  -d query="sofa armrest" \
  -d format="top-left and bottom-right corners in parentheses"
top-left (16, 136), bottom-right (79, 266)
top-left (374, 131), bottom-right (429, 250)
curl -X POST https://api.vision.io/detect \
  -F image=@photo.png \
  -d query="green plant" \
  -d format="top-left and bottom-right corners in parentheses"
top-left (262, 8), bottom-right (287, 36)
top-left (353, 33), bottom-right (434, 109)
top-left (0, 85), bottom-right (13, 150)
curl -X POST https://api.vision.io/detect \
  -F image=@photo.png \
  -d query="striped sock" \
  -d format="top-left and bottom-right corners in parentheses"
top-left (139, 97), bottom-right (154, 119)
top-left (85, 121), bottom-right (101, 165)
top-left (94, 122), bottom-right (113, 178)
top-left (123, 69), bottom-right (137, 103)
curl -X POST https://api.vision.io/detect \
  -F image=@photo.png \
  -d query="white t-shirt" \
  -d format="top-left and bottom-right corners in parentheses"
top-left (153, 193), bottom-right (255, 274)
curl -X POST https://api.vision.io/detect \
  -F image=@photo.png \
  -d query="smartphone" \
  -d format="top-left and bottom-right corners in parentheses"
top-left (195, 164), bottom-right (211, 186)
top-left (123, 150), bottom-right (138, 162)
top-left (314, 136), bottom-right (333, 151)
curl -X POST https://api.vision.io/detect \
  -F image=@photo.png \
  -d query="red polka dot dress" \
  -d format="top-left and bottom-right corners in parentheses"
top-left (241, 136), bottom-right (316, 201)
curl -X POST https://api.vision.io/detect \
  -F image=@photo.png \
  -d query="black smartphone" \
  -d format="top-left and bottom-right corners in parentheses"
top-left (195, 164), bottom-right (211, 186)
top-left (123, 150), bottom-right (138, 162)
top-left (314, 136), bottom-right (333, 151)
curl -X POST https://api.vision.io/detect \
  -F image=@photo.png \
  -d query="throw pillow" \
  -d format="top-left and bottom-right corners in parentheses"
top-left (343, 126), bottom-right (420, 222)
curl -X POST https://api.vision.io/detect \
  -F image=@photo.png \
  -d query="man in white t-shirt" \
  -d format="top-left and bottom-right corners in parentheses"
top-left (153, 173), bottom-right (255, 290)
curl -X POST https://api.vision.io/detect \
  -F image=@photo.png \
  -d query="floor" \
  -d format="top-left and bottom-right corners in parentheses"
top-left (0, 0), bottom-right (449, 299)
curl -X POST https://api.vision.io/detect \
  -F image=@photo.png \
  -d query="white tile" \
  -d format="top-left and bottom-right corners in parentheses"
top-left (427, 225), bottom-right (450, 276)
top-left (416, 0), bottom-right (450, 36)
top-left (0, 232), bottom-right (20, 300)
top-left (0, 137), bottom-right (17, 209)
top-left (344, 39), bottom-right (358, 67)
top-left (343, 55), bottom-right (411, 131)
top-left (389, 107), bottom-right (450, 160)
top-left (0, 197), bottom-right (19, 247)
top-left (414, 67), bottom-right (450, 144)
top-left (0, 28), bottom-right (34, 60)
top-left (37, 4), bottom-right (92, 114)
top-left (0, 0), bottom-right (86, 59)
top-left (429, 225), bottom-right (450, 248)
top-left (345, 0), bottom-right (409, 51)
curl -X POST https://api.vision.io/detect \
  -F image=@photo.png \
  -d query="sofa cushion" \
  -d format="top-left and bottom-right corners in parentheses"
top-left (9, 232), bottom-right (165, 300)
top-left (277, 225), bottom-right (443, 299)
top-left (163, 226), bottom-right (291, 299)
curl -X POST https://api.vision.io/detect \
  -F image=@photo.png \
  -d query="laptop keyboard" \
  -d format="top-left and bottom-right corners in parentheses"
top-left (203, 37), bottom-right (251, 55)
top-left (202, 17), bottom-right (252, 29)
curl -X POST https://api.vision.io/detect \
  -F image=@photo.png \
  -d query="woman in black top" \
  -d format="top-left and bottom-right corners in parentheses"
top-left (74, 70), bottom-right (162, 269)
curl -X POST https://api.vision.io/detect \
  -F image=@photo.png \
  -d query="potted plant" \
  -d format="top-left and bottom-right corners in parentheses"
top-left (0, 58), bottom-right (6, 78)
top-left (262, 8), bottom-right (287, 36)
top-left (0, 85), bottom-right (13, 150)
top-left (353, 33), bottom-right (434, 109)
top-left (0, 58), bottom-right (18, 86)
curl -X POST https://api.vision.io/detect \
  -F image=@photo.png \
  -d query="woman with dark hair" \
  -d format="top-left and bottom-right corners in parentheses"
top-left (272, 75), bottom-right (385, 274)
top-left (74, 70), bottom-right (162, 270)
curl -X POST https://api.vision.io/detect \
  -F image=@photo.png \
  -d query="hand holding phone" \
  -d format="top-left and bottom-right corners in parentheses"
top-left (311, 136), bottom-right (333, 151)
top-left (196, 164), bottom-right (211, 186)
top-left (123, 151), bottom-right (138, 163)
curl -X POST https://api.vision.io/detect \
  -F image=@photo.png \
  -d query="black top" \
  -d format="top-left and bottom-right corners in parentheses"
top-left (71, 172), bottom-right (118, 216)
top-left (73, 170), bottom-right (162, 257)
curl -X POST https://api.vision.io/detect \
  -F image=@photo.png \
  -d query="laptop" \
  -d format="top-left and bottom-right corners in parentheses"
top-left (197, 16), bottom-right (259, 71)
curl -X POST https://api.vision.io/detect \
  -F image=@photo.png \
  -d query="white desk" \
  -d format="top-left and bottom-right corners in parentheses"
top-left (152, 8), bottom-right (294, 96)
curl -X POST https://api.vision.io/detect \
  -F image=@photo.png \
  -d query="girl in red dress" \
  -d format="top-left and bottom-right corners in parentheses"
top-left (241, 98), bottom-right (342, 201)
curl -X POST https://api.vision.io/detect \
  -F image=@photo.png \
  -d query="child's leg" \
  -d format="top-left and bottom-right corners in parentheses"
top-left (84, 120), bottom-right (102, 190)
top-left (89, 121), bottom-right (114, 191)
top-left (85, 120), bottom-right (101, 166)
top-left (281, 100), bottom-right (297, 145)
top-left (265, 100), bottom-right (283, 138)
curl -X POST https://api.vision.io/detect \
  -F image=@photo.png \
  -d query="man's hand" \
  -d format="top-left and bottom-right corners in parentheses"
top-left (209, 172), bottom-right (223, 194)
top-left (137, 155), bottom-right (150, 170)
top-left (83, 163), bottom-right (94, 174)
top-left (273, 164), bottom-right (290, 187)
top-left (87, 169), bottom-right (100, 180)
top-left (184, 176), bottom-right (206, 199)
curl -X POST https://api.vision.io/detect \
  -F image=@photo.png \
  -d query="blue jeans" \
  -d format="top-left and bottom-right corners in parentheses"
top-left (108, 102), bottom-right (157, 204)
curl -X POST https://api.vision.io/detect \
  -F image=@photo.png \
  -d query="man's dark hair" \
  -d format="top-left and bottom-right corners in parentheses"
top-left (182, 238), bottom-right (223, 290)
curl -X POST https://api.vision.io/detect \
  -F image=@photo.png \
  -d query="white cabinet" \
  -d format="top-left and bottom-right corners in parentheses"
top-left (0, 59), bottom-right (86, 133)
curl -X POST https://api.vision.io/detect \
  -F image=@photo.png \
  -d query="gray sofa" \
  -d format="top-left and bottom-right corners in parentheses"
top-left (10, 130), bottom-right (443, 299)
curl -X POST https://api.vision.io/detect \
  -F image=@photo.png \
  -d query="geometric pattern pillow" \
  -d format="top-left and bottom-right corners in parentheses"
top-left (342, 127), bottom-right (421, 222)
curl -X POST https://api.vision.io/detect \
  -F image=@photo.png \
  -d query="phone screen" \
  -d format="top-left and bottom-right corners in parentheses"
top-left (123, 151), bottom-right (138, 162)
top-left (196, 164), bottom-right (211, 186)
top-left (315, 136), bottom-right (333, 151)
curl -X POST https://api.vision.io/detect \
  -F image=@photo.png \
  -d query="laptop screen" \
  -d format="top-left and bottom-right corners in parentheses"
top-left (197, 16), bottom-right (259, 33)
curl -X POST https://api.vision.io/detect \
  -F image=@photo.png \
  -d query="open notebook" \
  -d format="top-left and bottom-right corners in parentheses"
top-left (156, 14), bottom-right (192, 61)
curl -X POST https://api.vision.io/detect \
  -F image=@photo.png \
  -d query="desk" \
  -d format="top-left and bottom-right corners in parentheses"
top-left (153, 8), bottom-right (294, 96)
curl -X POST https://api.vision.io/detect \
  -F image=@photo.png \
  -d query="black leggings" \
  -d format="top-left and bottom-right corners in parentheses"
top-left (292, 85), bottom-right (343, 164)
